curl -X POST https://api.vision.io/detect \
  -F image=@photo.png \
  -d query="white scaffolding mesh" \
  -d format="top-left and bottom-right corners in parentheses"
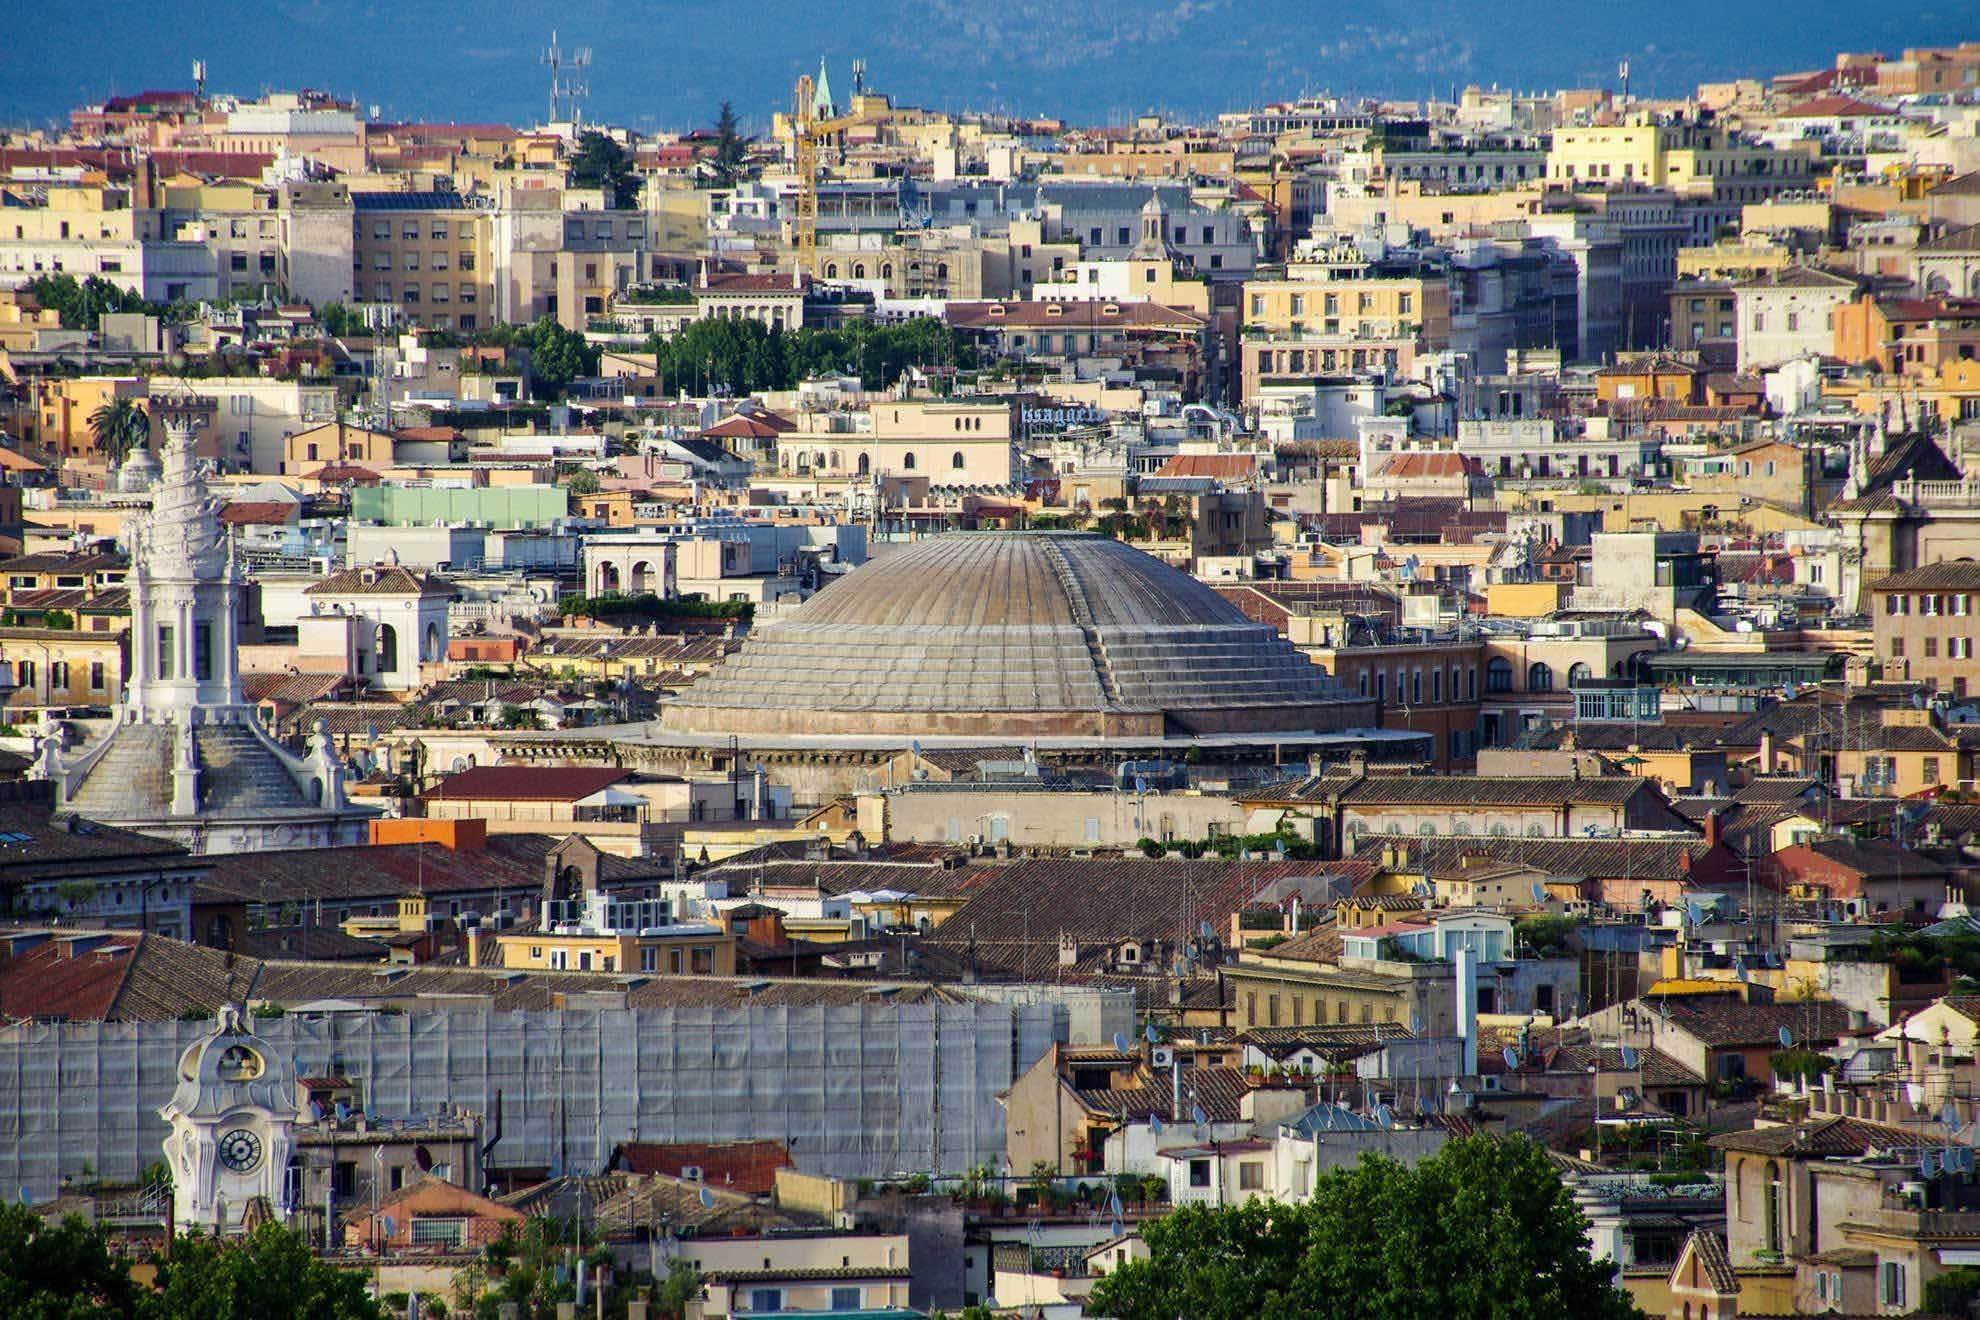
top-left (0, 999), bottom-right (1069, 1201)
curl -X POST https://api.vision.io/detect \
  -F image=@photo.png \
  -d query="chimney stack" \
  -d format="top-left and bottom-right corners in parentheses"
top-left (1703, 809), bottom-right (1719, 849)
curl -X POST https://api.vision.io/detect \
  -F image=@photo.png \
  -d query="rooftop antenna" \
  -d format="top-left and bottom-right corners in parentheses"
top-left (192, 59), bottom-right (208, 103)
top-left (852, 59), bottom-right (868, 97)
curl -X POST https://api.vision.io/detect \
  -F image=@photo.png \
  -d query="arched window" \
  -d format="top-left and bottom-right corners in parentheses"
top-left (1567, 662), bottom-right (1591, 686)
top-left (424, 623), bottom-right (441, 662)
top-left (377, 623), bottom-right (399, 674)
top-left (630, 561), bottom-right (653, 593)
top-left (881, 263), bottom-right (892, 279)
top-left (853, 263), bottom-right (866, 279)
top-left (824, 263), bottom-right (838, 279)
top-left (1486, 658), bottom-right (1513, 693)
top-left (857, 453), bottom-right (871, 476)
top-left (1527, 662), bottom-right (1553, 692)
top-left (951, 450), bottom-right (966, 470)
top-left (903, 452), bottom-right (917, 470)
top-left (597, 562), bottom-right (621, 594)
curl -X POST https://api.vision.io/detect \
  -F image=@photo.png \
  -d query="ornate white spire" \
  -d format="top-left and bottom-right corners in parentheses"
top-left (131, 418), bottom-right (229, 582)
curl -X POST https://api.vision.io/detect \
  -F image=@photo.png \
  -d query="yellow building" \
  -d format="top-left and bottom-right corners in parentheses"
top-left (1241, 276), bottom-right (1449, 343)
top-left (492, 836), bottom-right (737, 976)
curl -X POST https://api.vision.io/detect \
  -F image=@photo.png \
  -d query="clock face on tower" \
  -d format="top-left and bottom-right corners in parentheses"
top-left (217, 1128), bottom-right (263, 1174)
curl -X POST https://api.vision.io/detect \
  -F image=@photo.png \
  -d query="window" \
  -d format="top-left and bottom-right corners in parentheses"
top-left (1238, 1161), bottom-right (1264, 1190)
top-left (89, 662), bottom-right (104, 691)
top-left (157, 626), bottom-right (175, 680)
top-left (193, 622), bottom-right (213, 682)
top-left (1486, 658), bottom-right (1513, 692)
top-left (829, 1288), bottom-right (862, 1311)
top-left (1188, 1159), bottom-right (1211, 1188)
top-left (1924, 757), bottom-right (1942, 783)
top-left (1882, 1261), bottom-right (1906, 1308)
top-left (1527, 662), bottom-right (1553, 693)
top-left (749, 1289), bottom-right (783, 1313)
top-left (409, 1217), bottom-right (465, 1247)
top-left (952, 450), bottom-right (966, 470)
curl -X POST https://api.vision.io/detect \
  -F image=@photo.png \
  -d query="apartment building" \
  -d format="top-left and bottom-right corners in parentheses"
top-left (159, 180), bottom-right (282, 301)
top-left (277, 180), bottom-right (356, 307)
top-left (350, 192), bottom-right (494, 333)
top-left (1869, 560), bottom-right (1980, 697)
top-left (1732, 266), bottom-right (1859, 371)
top-left (1242, 275), bottom-right (1450, 343)
top-left (0, 184), bottom-right (217, 303)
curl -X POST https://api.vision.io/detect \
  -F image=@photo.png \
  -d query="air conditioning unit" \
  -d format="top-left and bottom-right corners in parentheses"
top-left (681, 1165), bottom-right (703, 1182)
top-left (1151, 1046), bottom-right (1176, 1069)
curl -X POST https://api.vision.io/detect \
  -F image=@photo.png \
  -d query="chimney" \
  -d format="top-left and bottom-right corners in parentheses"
top-left (1759, 729), bottom-right (1776, 775)
top-left (465, 922), bottom-right (483, 967)
top-left (1455, 945), bottom-right (1479, 1076)
top-left (1702, 809), bottom-right (1719, 849)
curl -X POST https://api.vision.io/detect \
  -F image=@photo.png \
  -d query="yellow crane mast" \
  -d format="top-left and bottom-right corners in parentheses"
top-left (790, 73), bottom-right (857, 281)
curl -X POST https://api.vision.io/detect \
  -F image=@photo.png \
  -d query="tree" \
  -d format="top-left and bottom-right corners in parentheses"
top-left (563, 466), bottom-right (601, 497)
top-left (1925, 1265), bottom-right (1980, 1315)
top-left (655, 1257), bottom-right (701, 1319)
top-left (522, 317), bottom-right (601, 400)
top-left (712, 101), bottom-right (748, 184)
top-left (22, 273), bottom-right (153, 331)
top-left (568, 130), bottom-right (640, 209)
top-left (317, 302), bottom-right (365, 338)
top-left (146, 1222), bottom-right (383, 1320)
top-left (1087, 1136), bottom-right (1640, 1320)
top-left (87, 397), bottom-right (151, 466)
top-left (0, 1202), bottom-right (138, 1319)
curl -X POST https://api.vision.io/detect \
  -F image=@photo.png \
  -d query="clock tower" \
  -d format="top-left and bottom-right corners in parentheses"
top-left (159, 1006), bottom-right (302, 1234)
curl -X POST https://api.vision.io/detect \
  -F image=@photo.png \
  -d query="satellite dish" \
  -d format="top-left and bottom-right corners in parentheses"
top-left (1620, 1046), bottom-right (1640, 1070)
top-left (1149, 1115), bottom-right (1164, 1135)
top-left (1199, 921), bottom-right (1215, 942)
top-left (1503, 1046), bottom-right (1521, 1071)
top-left (1530, 882), bottom-right (1548, 903)
top-left (1943, 1103), bottom-right (1960, 1130)
top-left (1736, 965), bottom-right (1749, 983)
top-left (909, 739), bottom-right (924, 757)
top-left (380, 1215), bottom-right (398, 1238)
top-left (1922, 1150), bottom-right (1941, 1178)
top-left (1375, 1104), bottom-right (1395, 1130)
top-left (1107, 1190), bottom-right (1124, 1216)
top-left (1113, 1032), bottom-right (1130, 1054)
top-left (1111, 1217), bottom-right (1125, 1239)
top-left (15, 1185), bottom-right (28, 1205)
top-left (698, 1186), bottom-right (716, 1208)
top-left (1145, 1024), bottom-right (1161, 1044)
top-left (1191, 1103), bottom-right (1208, 1127)
top-left (415, 1144), bottom-right (434, 1173)
top-left (308, 1101), bottom-right (325, 1122)
top-left (1778, 1026), bottom-right (1795, 1048)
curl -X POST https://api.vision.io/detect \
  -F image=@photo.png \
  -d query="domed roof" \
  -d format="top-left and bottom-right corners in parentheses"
top-left (662, 533), bottom-right (1354, 739)
top-left (161, 1006), bottom-right (300, 1122)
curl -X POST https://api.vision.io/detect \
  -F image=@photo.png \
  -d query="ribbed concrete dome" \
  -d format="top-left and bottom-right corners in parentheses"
top-left (662, 533), bottom-right (1354, 739)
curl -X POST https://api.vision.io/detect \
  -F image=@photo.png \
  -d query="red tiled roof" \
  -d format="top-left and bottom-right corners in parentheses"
top-left (696, 273), bottom-right (810, 295)
top-left (611, 1140), bottom-right (792, 1195)
top-left (309, 463), bottom-right (382, 484)
top-left (1374, 451), bottom-right (1482, 479)
top-left (1782, 95), bottom-right (1894, 118)
top-left (218, 502), bottom-right (297, 527)
top-left (701, 414), bottom-right (783, 440)
top-left (394, 426), bottom-right (465, 443)
top-left (417, 766), bottom-right (631, 803)
top-left (1152, 454), bottom-right (1258, 481)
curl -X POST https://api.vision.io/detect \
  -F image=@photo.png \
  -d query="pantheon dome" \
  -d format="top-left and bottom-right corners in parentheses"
top-left (661, 533), bottom-right (1360, 740)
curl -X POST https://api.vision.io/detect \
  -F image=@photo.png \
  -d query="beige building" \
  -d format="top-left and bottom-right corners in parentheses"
top-left (1242, 275), bottom-right (1449, 344)
top-left (1869, 560), bottom-right (1980, 698)
top-left (350, 192), bottom-right (494, 333)
top-left (782, 396), bottom-right (1018, 486)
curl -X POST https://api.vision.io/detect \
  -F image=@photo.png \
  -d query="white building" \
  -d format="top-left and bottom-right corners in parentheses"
top-left (1732, 267), bottom-right (1858, 372)
top-left (303, 564), bottom-right (457, 692)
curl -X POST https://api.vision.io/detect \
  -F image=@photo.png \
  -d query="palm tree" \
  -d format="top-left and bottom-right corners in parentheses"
top-left (87, 397), bottom-right (150, 465)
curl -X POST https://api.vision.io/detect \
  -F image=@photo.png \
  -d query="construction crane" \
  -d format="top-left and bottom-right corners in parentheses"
top-left (790, 70), bottom-right (859, 281)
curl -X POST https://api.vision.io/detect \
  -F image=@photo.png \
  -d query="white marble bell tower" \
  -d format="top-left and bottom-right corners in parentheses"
top-left (159, 1006), bottom-right (303, 1234)
top-left (126, 415), bottom-right (249, 724)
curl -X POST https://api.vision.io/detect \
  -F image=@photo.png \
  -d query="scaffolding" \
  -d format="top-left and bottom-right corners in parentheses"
top-left (0, 999), bottom-right (1068, 1201)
